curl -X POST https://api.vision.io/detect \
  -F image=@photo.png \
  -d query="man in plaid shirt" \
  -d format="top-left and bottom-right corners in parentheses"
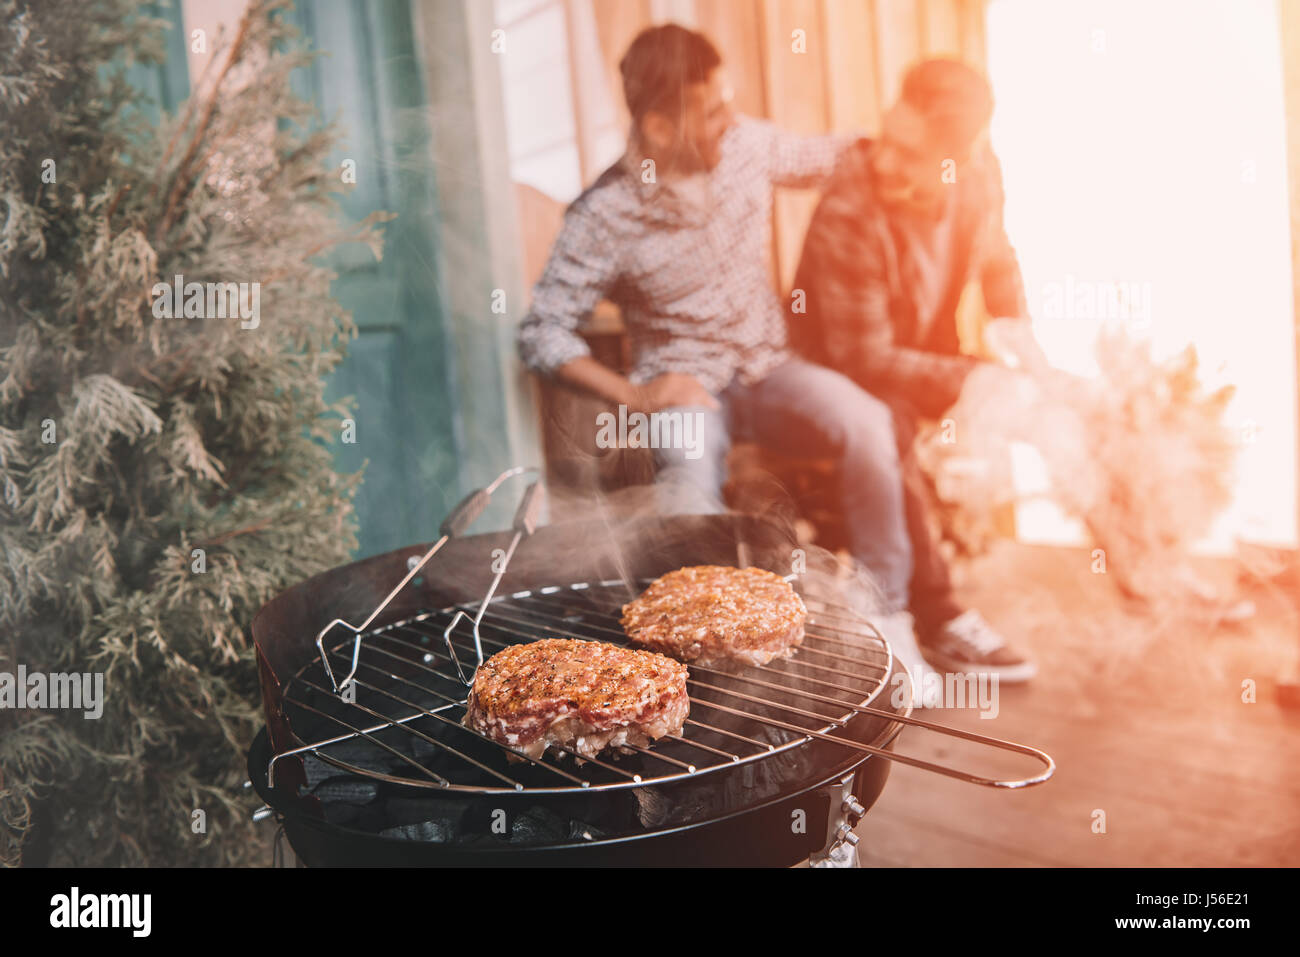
top-left (791, 59), bottom-right (1036, 682)
top-left (517, 25), bottom-right (917, 654)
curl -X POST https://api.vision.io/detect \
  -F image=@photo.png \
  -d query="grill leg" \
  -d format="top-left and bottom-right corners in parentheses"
top-left (810, 841), bottom-right (859, 868)
top-left (807, 773), bottom-right (861, 868)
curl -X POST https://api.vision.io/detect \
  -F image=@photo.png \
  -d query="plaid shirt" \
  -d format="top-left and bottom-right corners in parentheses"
top-left (790, 138), bottom-right (1029, 418)
top-left (517, 117), bottom-right (851, 395)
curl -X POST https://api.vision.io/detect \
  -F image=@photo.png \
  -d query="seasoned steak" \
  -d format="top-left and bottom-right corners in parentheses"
top-left (463, 638), bottom-right (689, 760)
top-left (621, 565), bottom-right (807, 668)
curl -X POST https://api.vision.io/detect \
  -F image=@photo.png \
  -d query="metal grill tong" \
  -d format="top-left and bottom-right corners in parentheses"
top-left (313, 466), bottom-right (543, 694)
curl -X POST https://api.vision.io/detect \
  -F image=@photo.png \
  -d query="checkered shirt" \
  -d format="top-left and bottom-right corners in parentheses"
top-left (517, 117), bottom-right (852, 395)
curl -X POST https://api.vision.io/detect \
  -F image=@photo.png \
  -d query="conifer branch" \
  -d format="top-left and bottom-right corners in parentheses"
top-left (1, 0), bottom-right (375, 866)
top-left (193, 516), bottom-right (275, 550)
top-left (155, 1), bottom-right (264, 245)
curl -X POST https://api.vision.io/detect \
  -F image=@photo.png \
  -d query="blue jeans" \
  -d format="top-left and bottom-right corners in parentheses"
top-left (653, 358), bottom-right (914, 612)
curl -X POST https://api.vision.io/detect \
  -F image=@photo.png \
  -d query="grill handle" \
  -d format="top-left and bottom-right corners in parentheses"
top-left (695, 670), bottom-right (1056, 789)
top-left (794, 616), bottom-right (1056, 788)
top-left (728, 697), bottom-right (1056, 789)
top-left (854, 705), bottom-right (1056, 788)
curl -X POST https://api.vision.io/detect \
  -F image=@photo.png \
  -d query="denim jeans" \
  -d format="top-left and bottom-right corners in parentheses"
top-left (884, 396), bottom-right (966, 638)
top-left (652, 357), bottom-right (914, 612)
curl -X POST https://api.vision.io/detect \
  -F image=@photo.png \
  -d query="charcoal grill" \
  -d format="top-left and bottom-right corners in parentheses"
top-left (247, 468), bottom-right (1054, 866)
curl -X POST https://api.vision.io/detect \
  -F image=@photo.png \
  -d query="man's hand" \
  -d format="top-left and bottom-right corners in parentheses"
top-left (553, 358), bottom-right (720, 412)
top-left (968, 361), bottom-right (1042, 409)
top-left (984, 316), bottom-right (1048, 373)
top-left (631, 372), bottom-right (720, 412)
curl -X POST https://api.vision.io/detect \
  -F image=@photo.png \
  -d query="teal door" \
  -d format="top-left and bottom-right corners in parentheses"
top-left (126, 3), bottom-right (190, 123)
top-left (132, 1), bottom-right (526, 560)
top-left (289, 0), bottom-right (464, 558)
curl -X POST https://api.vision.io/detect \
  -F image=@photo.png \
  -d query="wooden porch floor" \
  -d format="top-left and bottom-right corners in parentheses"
top-left (854, 542), bottom-right (1300, 866)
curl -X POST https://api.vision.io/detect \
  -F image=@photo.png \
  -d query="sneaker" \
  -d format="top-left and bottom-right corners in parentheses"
top-left (920, 609), bottom-right (1037, 683)
top-left (873, 610), bottom-right (938, 708)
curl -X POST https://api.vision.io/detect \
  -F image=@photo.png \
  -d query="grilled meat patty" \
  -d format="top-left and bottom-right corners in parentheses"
top-left (463, 638), bottom-right (689, 760)
top-left (621, 565), bottom-right (807, 667)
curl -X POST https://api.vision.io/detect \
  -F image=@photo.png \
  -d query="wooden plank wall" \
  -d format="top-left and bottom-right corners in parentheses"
top-left (583, 0), bottom-right (989, 289)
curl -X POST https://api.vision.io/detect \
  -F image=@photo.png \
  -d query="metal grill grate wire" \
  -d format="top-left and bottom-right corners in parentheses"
top-left (272, 579), bottom-right (893, 794)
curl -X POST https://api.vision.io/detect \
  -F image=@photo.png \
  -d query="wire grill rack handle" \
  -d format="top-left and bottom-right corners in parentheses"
top-left (799, 619), bottom-right (1056, 788)
top-left (864, 707), bottom-right (1056, 788)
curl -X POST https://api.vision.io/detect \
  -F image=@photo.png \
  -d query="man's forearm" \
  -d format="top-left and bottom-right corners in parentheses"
top-left (554, 358), bottom-right (720, 412)
top-left (861, 347), bottom-right (983, 418)
top-left (983, 263), bottom-right (1030, 319)
top-left (555, 356), bottom-right (637, 407)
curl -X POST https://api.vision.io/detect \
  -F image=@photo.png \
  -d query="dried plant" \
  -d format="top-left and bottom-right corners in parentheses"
top-left (918, 319), bottom-right (1237, 607)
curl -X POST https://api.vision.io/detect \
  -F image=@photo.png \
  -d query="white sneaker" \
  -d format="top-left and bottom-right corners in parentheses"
top-left (873, 610), bottom-right (937, 709)
top-left (920, 609), bottom-right (1037, 683)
